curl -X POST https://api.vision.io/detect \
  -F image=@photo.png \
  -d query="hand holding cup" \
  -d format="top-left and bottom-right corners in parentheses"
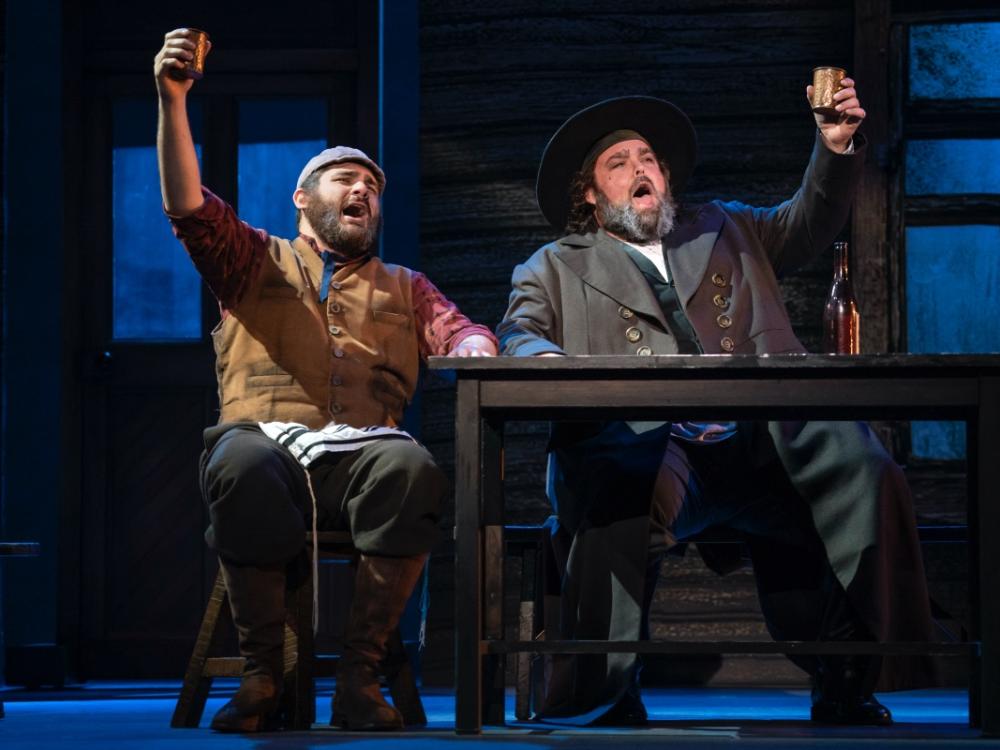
top-left (154, 28), bottom-right (212, 100)
top-left (805, 68), bottom-right (866, 153)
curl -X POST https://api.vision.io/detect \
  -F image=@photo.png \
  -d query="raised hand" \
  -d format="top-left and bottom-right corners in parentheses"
top-left (154, 29), bottom-right (210, 101)
top-left (806, 77), bottom-right (866, 153)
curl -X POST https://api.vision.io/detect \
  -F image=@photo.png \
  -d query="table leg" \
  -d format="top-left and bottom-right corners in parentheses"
top-left (455, 379), bottom-right (482, 734)
top-left (481, 417), bottom-right (506, 725)
top-left (978, 377), bottom-right (1000, 736)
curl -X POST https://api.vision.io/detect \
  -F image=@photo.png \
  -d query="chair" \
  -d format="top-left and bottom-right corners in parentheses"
top-left (171, 531), bottom-right (425, 729)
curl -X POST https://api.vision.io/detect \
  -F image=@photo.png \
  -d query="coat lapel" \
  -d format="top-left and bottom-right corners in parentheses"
top-left (664, 204), bottom-right (725, 307)
top-left (554, 230), bottom-right (671, 328)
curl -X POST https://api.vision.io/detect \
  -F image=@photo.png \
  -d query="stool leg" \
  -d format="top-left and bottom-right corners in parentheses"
top-left (171, 568), bottom-right (227, 728)
top-left (384, 628), bottom-right (427, 726)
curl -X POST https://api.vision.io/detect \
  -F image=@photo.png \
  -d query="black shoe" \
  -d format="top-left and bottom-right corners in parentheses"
top-left (811, 694), bottom-right (893, 726)
top-left (592, 691), bottom-right (648, 727)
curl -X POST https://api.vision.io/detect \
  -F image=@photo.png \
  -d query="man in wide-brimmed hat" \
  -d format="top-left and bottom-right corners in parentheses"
top-left (498, 83), bottom-right (936, 726)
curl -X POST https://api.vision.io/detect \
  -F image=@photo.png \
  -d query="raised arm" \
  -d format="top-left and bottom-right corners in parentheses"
top-left (154, 28), bottom-right (209, 217)
top-left (729, 76), bottom-right (868, 277)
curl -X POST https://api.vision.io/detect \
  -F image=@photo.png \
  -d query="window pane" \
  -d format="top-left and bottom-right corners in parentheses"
top-left (113, 98), bottom-right (203, 341)
top-left (910, 421), bottom-right (965, 461)
top-left (909, 22), bottom-right (1000, 100)
top-left (906, 140), bottom-right (1000, 195)
top-left (906, 224), bottom-right (1000, 458)
top-left (237, 99), bottom-right (328, 239)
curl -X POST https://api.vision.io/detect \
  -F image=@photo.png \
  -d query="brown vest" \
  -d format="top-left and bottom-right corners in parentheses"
top-left (212, 236), bottom-right (419, 429)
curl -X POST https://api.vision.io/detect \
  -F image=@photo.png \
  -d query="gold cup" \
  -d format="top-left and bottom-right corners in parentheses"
top-left (183, 28), bottom-right (211, 79)
top-left (811, 66), bottom-right (846, 117)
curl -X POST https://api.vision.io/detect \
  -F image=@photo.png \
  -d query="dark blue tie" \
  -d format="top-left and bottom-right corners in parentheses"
top-left (319, 251), bottom-right (337, 302)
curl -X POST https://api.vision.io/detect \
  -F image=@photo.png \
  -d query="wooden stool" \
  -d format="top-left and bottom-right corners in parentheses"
top-left (171, 531), bottom-right (425, 729)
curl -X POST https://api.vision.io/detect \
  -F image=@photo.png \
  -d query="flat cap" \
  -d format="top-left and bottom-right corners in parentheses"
top-left (296, 146), bottom-right (386, 192)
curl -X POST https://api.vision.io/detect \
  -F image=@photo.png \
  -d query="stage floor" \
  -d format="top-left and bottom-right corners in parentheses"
top-left (0, 682), bottom-right (993, 749)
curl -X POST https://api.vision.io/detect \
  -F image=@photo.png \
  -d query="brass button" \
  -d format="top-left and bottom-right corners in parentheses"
top-left (636, 345), bottom-right (653, 356)
top-left (712, 294), bottom-right (730, 309)
top-left (328, 325), bottom-right (342, 336)
top-left (332, 375), bottom-right (343, 386)
top-left (618, 305), bottom-right (634, 320)
top-left (330, 303), bottom-right (342, 313)
top-left (712, 273), bottom-right (727, 287)
top-left (716, 314), bottom-right (732, 329)
top-left (720, 336), bottom-right (735, 352)
top-left (331, 402), bottom-right (344, 414)
top-left (333, 348), bottom-right (345, 358)
top-left (625, 326), bottom-right (642, 343)
top-left (331, 281), bottom-right (343, 291)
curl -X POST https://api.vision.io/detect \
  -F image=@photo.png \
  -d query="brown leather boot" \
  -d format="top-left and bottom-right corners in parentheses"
top-left (331, 553), bottom-right (427, 731)
top-left (210, 559), bottom-right (288, 733)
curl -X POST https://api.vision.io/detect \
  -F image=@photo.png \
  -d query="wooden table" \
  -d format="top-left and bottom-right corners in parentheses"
top-left (427, 354), bottom-right (1000, 735)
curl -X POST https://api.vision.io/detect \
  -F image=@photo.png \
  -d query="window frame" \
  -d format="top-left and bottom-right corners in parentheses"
top-left (888, 8), bottom-right (1000, 461)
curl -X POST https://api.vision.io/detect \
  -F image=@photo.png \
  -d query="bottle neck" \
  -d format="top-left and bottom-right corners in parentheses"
top-left (833, 242), bottom-right (850, 281)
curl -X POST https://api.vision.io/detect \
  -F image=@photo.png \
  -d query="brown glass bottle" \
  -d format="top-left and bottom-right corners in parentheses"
top-left (822, 241), bottom-right (861, 354)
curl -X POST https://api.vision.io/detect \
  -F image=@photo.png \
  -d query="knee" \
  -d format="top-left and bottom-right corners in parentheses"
top-left (200, 427), bottom-right (306, 564)
top-left (202, 428), bottom-right (289, 503)
top-left (380, 440), bottom-right (448, 510)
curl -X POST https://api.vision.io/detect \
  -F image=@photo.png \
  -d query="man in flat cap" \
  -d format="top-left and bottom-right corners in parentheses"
top-left (155, 29), bottom-right (497, 732)
top-left (498, 81), bottom-right (935, 725)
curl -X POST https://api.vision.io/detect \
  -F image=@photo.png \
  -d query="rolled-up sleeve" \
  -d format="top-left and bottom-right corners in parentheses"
top-left (411, 271), bottom-right (498, 358)
top-left (168, 187), bottom-right (269, 310)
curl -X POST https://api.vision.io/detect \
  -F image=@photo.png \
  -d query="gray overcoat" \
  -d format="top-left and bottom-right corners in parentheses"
top-left (497, 133), bottom-right (936, 721)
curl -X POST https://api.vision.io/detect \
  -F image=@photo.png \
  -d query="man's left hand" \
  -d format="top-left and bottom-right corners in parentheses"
top-left (807, 77), bottom-right (866, 153)
top-left (449, 334), bottom-right (498, 357)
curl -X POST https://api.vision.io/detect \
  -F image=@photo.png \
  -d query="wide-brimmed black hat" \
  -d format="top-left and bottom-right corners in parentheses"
top-left (536, 96), bottom-right (698, 231)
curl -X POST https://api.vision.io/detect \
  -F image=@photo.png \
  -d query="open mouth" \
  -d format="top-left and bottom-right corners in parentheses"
top-left (632, 183), bottom-right (653, 199)
top-left (343, 202), bottom-right (369, 219)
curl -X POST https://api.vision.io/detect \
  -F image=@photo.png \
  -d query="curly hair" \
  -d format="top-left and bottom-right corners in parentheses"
top-left (564, 165), bottom-right (599, 235)
top-left (562, 158), bottom-right (672, 235)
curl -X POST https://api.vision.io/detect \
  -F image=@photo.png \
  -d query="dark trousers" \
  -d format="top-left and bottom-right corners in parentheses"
top-left (199, 422), bottom-right (447, 567)
top-left (650, 422), bottom-right (857, 669)
top-left (542, 419), bottom-right (927, 722)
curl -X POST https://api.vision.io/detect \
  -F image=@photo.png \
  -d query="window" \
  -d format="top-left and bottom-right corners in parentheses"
top-left (111, 96), bottom-right (333, 341)
top-left (112, 98), bottom-right (203, 341)
top-left (237, 98), bottom-right (329, 238)
top-left (896, 18), bottom-right (1000, 459)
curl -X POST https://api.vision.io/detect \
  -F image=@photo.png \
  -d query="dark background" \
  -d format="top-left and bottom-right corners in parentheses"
top-left (1, 0), bottom-right (994, 689)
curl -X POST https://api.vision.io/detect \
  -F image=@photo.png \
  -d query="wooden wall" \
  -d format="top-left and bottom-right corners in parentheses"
top-left (417, 1), bottom-right (966, 687)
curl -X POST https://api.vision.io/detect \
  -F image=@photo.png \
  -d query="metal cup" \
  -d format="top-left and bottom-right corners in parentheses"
top-left (183, 28), bottom-right (211, 79)
top-left (811, 66), bottom-right (846, 117)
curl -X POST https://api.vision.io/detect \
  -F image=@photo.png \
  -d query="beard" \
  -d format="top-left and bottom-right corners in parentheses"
top-left (594, 177), bottom-right (676, 243)
top-left (302, 195), bottom-right (380, 258)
